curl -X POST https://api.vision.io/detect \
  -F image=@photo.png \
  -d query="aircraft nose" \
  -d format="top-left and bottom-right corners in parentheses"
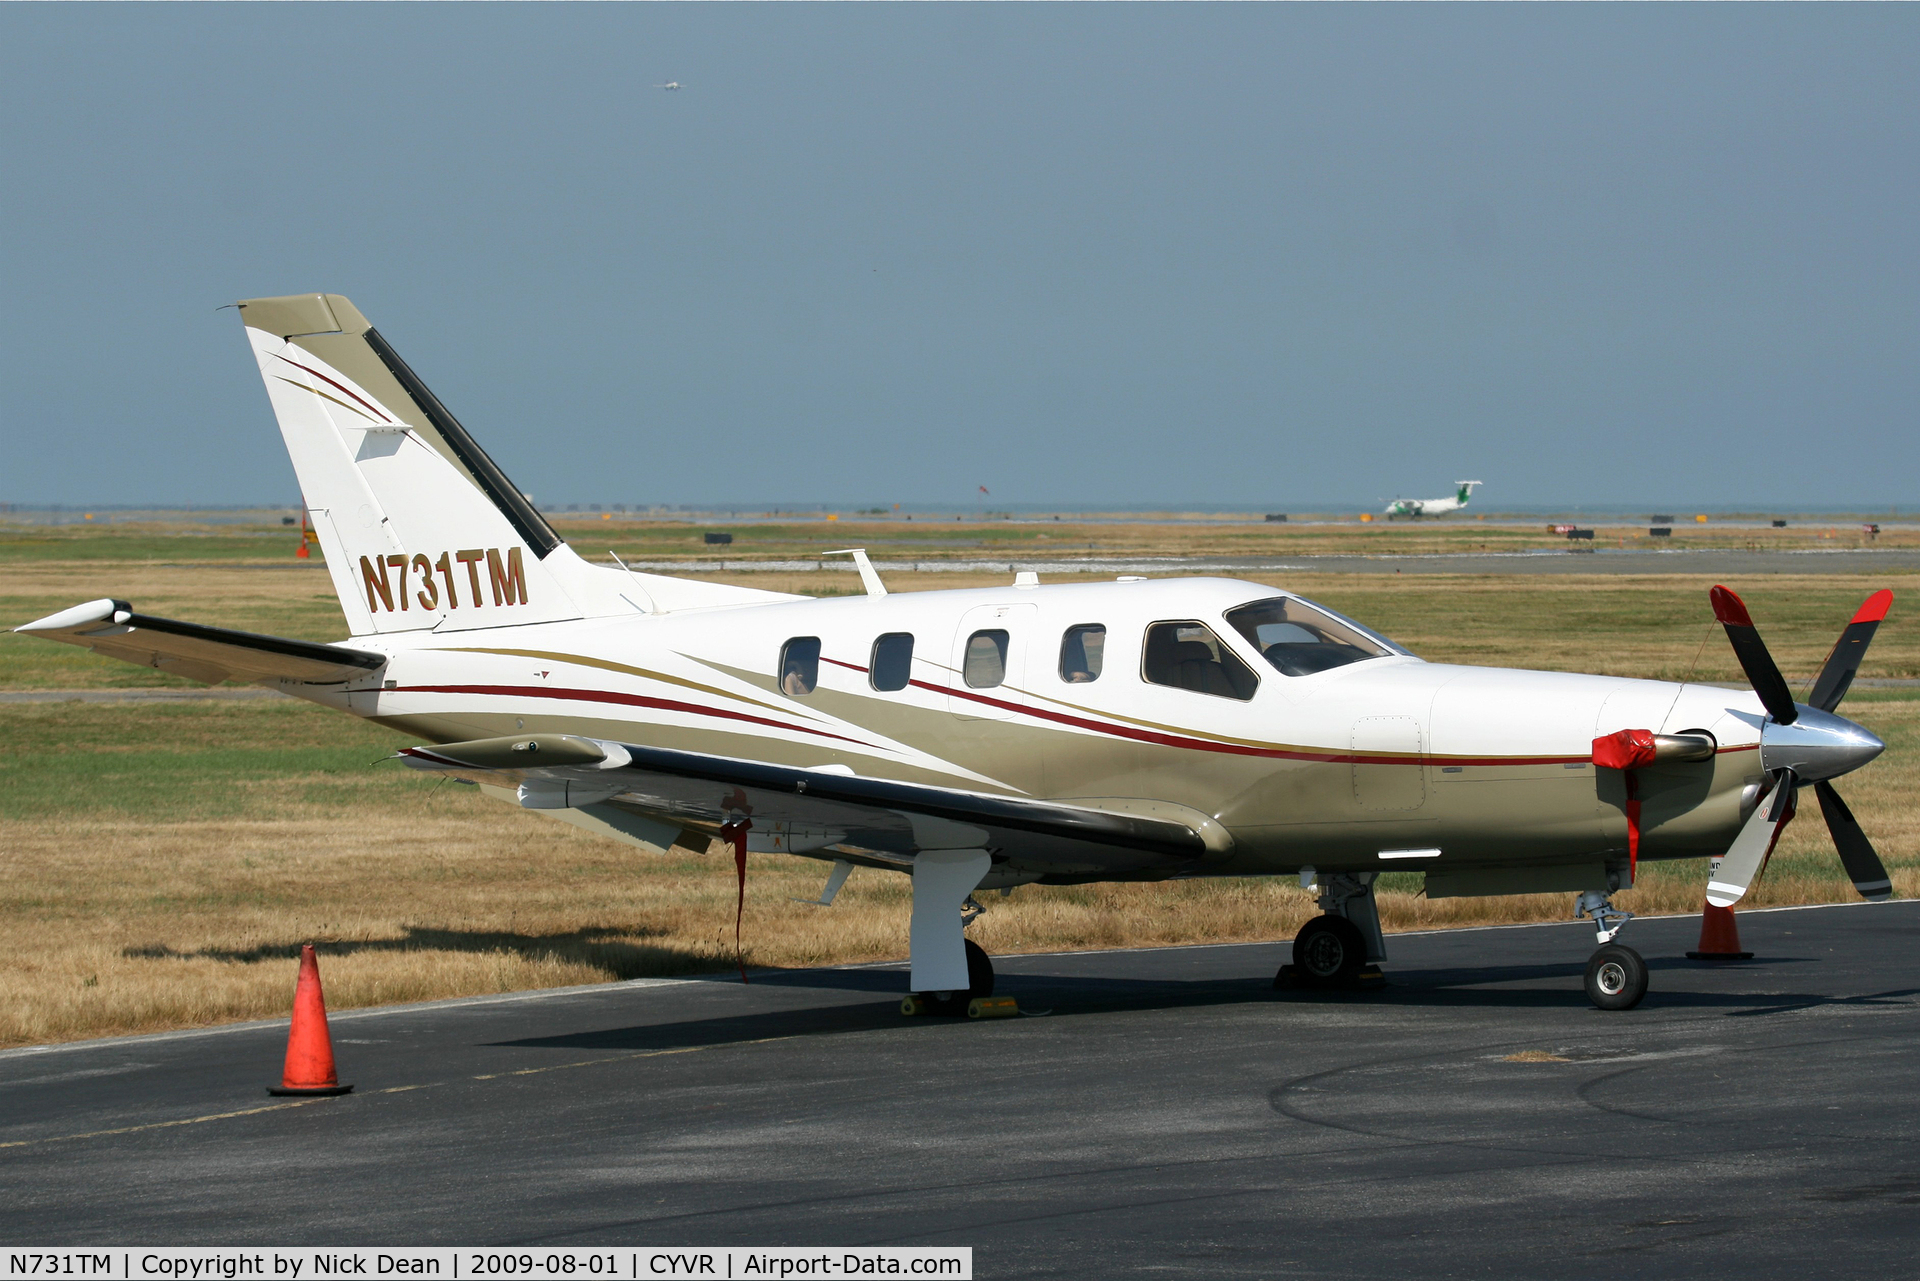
top-left (1760, 706), bottom-right (1885, 782)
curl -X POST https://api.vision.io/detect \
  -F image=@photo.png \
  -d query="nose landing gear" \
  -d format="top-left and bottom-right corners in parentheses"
top-left (1585, 944), bottom-right (1648, 1011)
top-left (1575, 889), bottom-right (1647, 1010)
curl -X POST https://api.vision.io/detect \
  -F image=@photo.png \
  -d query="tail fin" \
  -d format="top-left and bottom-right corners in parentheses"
top-left (236, 294), bottom-right (793, 635)
top-left (238, 293), bottom-right (584, 635)
top-left (1455, 480), bottom-right (1483, 505)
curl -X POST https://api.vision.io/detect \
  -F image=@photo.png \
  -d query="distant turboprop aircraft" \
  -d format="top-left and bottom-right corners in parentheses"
top-left (656, 82), bottom-right (682, 91)
top-left (1385, 481), bottom-right (1482, 519)
top-left (15, 300), bottom-right (1894, 1015)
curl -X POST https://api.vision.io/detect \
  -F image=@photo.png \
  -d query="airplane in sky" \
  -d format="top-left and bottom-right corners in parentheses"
top-left (17, 296), bottom-right (1893, 1014)
top-left (656, 82), bottom-right (682, 91)
top-left (1385, 480), bottom-right (1482, 519)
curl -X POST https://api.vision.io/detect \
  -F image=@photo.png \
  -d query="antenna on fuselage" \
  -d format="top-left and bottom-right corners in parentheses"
top-left (823, 548), bottom-right (888, 597)
top-left (607, 550), bottom-right (659, 614)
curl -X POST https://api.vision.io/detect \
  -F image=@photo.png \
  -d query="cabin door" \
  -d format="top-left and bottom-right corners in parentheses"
top-left (948, 603), bottom-right (1037, 720)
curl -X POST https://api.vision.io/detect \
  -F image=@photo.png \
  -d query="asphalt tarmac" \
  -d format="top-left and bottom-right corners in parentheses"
top-left (4, 902), bottom-right (1918, 1277)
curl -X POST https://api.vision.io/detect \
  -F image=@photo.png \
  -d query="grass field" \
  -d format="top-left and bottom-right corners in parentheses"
top-left (1, 519), bottom-right (1914, 1047)
top-left (5, 509), bottom-right (1910, 567)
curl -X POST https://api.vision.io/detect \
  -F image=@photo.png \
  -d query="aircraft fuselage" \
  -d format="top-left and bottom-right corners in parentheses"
top-left (295, 574), bottom-right (1767, 887)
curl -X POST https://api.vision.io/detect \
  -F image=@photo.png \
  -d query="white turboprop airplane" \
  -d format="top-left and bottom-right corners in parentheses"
top-left (16, 296), bottom-right (1895, 1013)
top-left (1385, 480), bottom-right (1482, 519)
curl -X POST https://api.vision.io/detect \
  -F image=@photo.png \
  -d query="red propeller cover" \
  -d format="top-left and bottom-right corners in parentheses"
top-left (1593, 728), bottom-right (1658, 771)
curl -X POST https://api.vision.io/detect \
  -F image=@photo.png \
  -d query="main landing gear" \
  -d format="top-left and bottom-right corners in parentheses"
top-left (1277, 871), bottom-right (1387, 990)
top-left (902, 939), bottom-right (996, 1017)
top-left (900, 851), bottom-right (1014, 1018)
top-left (1575, 889), bottom-right (1647, 1010)
top-left (1293, 915), bottom-right (1367, 984)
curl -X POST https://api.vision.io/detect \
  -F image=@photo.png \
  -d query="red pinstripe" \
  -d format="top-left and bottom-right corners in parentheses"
top-left (274, 353), bottom-right (394, 423)
top-left (389, 684), bottom-right (873, 747)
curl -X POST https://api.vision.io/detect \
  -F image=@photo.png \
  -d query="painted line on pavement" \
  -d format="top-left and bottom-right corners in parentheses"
top-left (0, 1039), bottom-right (796, 1151)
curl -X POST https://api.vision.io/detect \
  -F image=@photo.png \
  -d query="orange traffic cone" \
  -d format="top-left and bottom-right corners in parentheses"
top-left (1687, 903), bottom-right (1754, 961)
top-left (268, 944), bottom-right (353, 1096)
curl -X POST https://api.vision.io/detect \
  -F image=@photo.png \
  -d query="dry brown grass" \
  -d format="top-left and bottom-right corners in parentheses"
top-left (5, 526), bottom-right (1919, 1047)
top-left (2, 692), bottom-right (1914, 1049)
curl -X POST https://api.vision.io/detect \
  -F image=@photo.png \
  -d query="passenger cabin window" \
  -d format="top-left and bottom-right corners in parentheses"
top-left (779, 637), bottom-right (821, 696)
top-left (1225, 597), bottom-right (1399, 677)
top-left (1060, 624), bottom-right (1105, 683)
top-left (1142, 621), bottom-right (1259, 700)
top-left (870, 632), bottom-right (914, 691)
top-left (963, 629), bottom-right (1010, 689)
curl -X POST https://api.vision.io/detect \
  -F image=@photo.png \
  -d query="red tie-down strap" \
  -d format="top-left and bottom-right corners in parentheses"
top-left (1592, 729), bottom-right (1658, 882)
top-left (719, 817), bottom-right (753, 983)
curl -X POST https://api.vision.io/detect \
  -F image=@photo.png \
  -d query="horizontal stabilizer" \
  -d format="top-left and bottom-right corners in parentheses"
top-left (14, 599), bottom-right (385, 686)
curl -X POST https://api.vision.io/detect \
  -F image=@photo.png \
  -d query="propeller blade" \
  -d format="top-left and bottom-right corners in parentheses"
top-left (1813, 780), bottom-right (1893, 901)
top-left (1710, 586), bottom-right (1798, 725)
top-left (1706, 773), bottom-right (1796, 908)
top-left (1807, 589), bottom-right (1893, 713)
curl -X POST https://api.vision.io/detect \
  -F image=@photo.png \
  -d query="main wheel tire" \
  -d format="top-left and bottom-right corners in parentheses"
top-left (922, 941), bottom-right (996, 1017)
top-left (1585, 944), bottom-right (1648, 1011)
top-left (964, 939), bottom-right (995, 999)
top-left (1292, 915), bottom-right (1366, 985)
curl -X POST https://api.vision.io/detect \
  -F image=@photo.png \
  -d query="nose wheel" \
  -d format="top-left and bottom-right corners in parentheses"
top-left (1574, 889), bottom-right (1648, 1010)
top-left (1584, 944), bottom-right (1648, 1010)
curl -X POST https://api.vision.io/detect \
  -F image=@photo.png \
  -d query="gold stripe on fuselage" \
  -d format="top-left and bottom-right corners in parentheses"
top-left (432, 647), bottom-right (830, 724)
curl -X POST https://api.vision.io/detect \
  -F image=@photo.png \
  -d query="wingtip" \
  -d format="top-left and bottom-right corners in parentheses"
top-left (1709, 585), bottom-right (1752, 627)
top-left (1851, 589), bottom-right (1893, 625)
top-left (12, 597), bottom-right (124, 634)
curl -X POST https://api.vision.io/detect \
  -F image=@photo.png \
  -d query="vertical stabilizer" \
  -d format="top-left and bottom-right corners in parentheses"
top-left (237, 294), bottom-right (587, 636)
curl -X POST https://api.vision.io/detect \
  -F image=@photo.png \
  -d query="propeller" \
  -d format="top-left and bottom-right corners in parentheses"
top-left (1704, 587), bottom-right (1893, 906)
top-left (1709, 585), bottom-right (1798, 724)
top-left (1813, 779), bottom-right (1892, 900)
top-left (1705, 771), bottom-right (1795, 908)
top-left (1808, 589), bottom-right (1893, 712)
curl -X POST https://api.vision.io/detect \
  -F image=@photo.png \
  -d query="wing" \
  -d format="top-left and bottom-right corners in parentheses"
top-left (14, 599), bottom-right (386, 686)
top-left (400, 733), bottom-right (1229, 882)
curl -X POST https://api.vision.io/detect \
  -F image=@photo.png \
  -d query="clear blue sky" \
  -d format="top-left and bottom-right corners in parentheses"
top-left (1, 4), bottom-right (1914, 509)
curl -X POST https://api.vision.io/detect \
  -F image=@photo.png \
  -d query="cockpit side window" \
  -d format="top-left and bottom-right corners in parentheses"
top-left (779, 636), bottom-right (821, 696)
top-left (1225, 596), bottom-right (1402, 677)
top-left (1141, 621), bottom-right (1259, 701)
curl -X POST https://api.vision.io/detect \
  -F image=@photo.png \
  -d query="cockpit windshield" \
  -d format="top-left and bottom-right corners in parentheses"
top-left (1225, 596), bottom-right (1408, 677)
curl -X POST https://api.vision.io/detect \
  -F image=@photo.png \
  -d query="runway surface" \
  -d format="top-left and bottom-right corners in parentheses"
top-left (630, 548), bottom-right (1920, 577)
top-left (4, 902), bottom-right (1918, 1277)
